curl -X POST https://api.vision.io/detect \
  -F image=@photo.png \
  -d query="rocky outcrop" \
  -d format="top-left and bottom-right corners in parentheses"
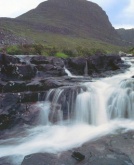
top-left (0, 53), bottom-right (130, 130)
top-left (65, 54), bottom-right (129, 76)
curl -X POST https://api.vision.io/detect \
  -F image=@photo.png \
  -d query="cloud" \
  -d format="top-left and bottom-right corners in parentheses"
top-left (0, 0), bottom-right (133, 29)
top-left (89, 0), bottom-right (134, 29)
top-left (0, 0), bottom-right (46, 18)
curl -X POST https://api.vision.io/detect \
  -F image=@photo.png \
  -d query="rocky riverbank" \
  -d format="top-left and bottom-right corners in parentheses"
top-left (0, 53), bottom-right (130, 130)
top-left (0, 53), bottom-right (133, 165)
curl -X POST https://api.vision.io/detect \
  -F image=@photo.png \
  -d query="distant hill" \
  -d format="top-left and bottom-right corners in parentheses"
top-left (0, 0), bottom-right (125, 50)
top-left (116, 28), bottom-right (134, 44)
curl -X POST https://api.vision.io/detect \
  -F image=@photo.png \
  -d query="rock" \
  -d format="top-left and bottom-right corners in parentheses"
top-left (65, 57), bottom-right (86, 75)
top-left (65, 55), bottom-right (129, 76)
top-left (1, 64), bottom-right (36, 80)
top-left (2, 81), bottom-right (26, 93)
top-left (132, 75), bottom-right (134, 78)
top-left (20, 92), bottom-right (42, 103)
top-left (36, 64), bottom-right (65, 77)
top-left (21, 131), bottom-right (134, 165)
top-left (0, 93), bottom-right (40, 130)
top-left (30, 56), bottom-right (49, 64)
top-left (0, 54), bottom-right (20, 65)
top-left (0, 80), bottom-right (6, 92)
top-left (14, 64), bottom-right (36, 80)
top-left (40, 78), bottom-right (63, 90)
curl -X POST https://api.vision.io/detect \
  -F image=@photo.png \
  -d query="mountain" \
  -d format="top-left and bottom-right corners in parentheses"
top-left (116, 28), bottom-right (134, 44)
top-left (0, 0), bottom-right (124, 50)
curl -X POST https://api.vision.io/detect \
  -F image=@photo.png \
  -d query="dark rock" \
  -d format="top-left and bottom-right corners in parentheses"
top-left (71, 151), bottom-right (85, 161)
top-left (1, 93), bottom-right (20, 112)
top-left (36, 64), bottom-right (65, 77)
top-left (0, 54), bottom-right (20, 65)
top-left (1, 64), bottom-right (36, 80)
top-left (15, 64), bottom-right (36, 80)
top-left (20, 92), bottom-right (41, 103)
top-left (30, 56), bottom-right (49, 64)
top-left (26, 80), bottom-right (42, 92)
top-left (40, 78), bottom-right (63, 90)
top-left (0, 94), bottom-right (22, 129)
top-left (3, 81), bottom-right (26, 93)
top-left (132, 75), bottom-right (134, 78)
top-left (0, 80), bottom-right (6, 92)
top-left (65, 57), bottom-right (86, 75)
top-left (65, 55), bottom-right (129, 76)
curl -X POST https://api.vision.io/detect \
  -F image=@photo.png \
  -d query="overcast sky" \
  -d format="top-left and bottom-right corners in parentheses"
top-left (0, 0), bottom-right (134, 29)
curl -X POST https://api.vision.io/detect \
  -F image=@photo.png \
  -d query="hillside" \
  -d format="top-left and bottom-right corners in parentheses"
top-left (116, 28), bottom-right (134, 44)
top-left (0, 0), bottom-right (125, 51)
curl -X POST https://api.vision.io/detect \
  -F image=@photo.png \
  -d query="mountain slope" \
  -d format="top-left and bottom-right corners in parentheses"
top-left (0, 0), bottom-right (124, 50)
top-left (17, 0), bottom-right (120, 44)
top-left (116, 28), bottom-right (134, 44)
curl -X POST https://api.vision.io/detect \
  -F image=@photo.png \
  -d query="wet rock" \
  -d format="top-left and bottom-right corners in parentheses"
top-left (20, 92), bottom-right (41, 103)
top-left (15, 64), bottom-right (36, 80)
top-left (1, 64), bottom-right (36, 80)
top-left (65, 55), bottom-right (129, 76)
top-left (30, 56), bottom-right (50, 64)
top-left (0, 80), bottom-right (6, 92)
top-left (0, 155), bottom-right (17, 165)
top-left (40, 78), bottom-right (63, 90)
top-left (0, 54), bottom-right (20, 65)
top-left (21, 131), bottom-right (134, 165)
top-left (3, 81), bottom-right (27, 93)
top-left (65, 57), bottom-right (86, 75)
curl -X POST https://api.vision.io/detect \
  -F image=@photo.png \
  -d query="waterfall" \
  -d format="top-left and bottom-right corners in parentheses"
top-left (107, 78), bottom-right (134, 119)
top-left (64, 66), bottom-right (73, 77)
top-left (0, 56), bottom-right (134, 163)
top-left (74, 91), bottom-right (98, 124)
top-left (38, 86), bottom-right (87, 124)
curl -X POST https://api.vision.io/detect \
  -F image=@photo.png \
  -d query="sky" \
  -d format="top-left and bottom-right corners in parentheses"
top-left (0, 0), bottom-right (134, 29)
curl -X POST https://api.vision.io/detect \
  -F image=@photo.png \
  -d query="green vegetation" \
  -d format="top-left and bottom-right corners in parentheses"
top-left (55, 52), bottom-right (68, 58)
top-left (2, 44), bottom-right (116, 57)
top-left (128, 47), bottom-right (134, 55)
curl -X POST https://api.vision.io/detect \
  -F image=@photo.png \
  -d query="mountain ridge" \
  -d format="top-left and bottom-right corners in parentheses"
top-left (0, 0), bottom-right (130, 50)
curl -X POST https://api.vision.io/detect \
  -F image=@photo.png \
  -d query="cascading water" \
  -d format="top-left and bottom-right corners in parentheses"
top-left (0, 56), bottom-right (134, 165)
top-left (107, 78), bottom-right (134, 119)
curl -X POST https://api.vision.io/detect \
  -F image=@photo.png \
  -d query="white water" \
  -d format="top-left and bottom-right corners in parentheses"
top-left (64, 66), bottom-right (83, 78)
top-left (0, 57), bottom-right (134, 164)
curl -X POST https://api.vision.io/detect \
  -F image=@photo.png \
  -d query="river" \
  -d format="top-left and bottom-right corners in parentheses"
top-left (0, 56), bottom-right (133, 165)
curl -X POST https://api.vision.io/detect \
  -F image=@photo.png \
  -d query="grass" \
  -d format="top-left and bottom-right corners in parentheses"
top-left (0, 18), bottom-right (127, 55)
